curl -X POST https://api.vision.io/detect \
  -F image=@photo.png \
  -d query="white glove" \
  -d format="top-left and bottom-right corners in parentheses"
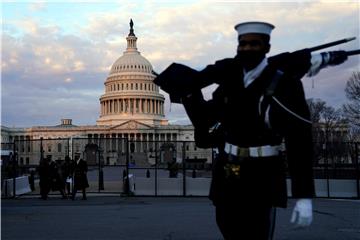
top-left (290, 198), bottom-right (313, 227)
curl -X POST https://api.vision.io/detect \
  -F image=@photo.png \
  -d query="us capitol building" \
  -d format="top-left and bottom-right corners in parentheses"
top-left (1, 20), bottom-right (212, 166)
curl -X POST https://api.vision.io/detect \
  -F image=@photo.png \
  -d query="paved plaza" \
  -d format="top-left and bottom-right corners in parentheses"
top-left (2, 196), bottom-right (360, 240)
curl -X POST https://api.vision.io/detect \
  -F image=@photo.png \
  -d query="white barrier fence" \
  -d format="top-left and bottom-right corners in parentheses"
top-left (133, 177), bottom-right (359, 198)
top-left (133, 177), bottom-right (211, 196)
top-left (287, 179), bottom-right (359, 198)
top-left (2, 176), bottom-right (32, 197)
top-left (1, 176), bottom-right (358, 198)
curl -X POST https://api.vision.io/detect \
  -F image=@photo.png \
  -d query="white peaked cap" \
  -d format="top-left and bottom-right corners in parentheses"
top-left (234, 21), bottom-right (275, 36)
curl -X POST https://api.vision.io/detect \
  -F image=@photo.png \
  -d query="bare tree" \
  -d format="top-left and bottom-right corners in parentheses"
top-left (307, 98), bottom-right (345, 141)
top-left (307, 99), bottom-right (343, 164)
top-left (307, 98), bottom-right (327, 149)
top-left (322, 105), bottom-right (342, 142)
top-left (307, 98), bottom-right (326, 124)
top-left (343, 71), bottom-right (360, 127)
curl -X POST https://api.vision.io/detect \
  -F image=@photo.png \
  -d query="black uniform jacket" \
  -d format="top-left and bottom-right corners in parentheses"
top-left (155, 50), bottom-right (316, 207)
top-left (73, 159), bottom-right (89, 190)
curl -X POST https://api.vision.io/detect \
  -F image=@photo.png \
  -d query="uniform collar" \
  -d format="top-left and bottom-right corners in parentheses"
top-left (243, 58), bottom-right (268, 88)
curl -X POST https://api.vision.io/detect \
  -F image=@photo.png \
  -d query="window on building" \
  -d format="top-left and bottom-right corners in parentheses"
top-left (26, 157), bottom-right (29, 165)
top-left (58, 143), bottom-right (62, 152)
top-left (48, 144), bottom-right (52, 152)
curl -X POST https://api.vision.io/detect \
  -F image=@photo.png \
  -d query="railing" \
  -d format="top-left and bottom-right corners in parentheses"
top-left (1, 140), bottom-right (359, 199)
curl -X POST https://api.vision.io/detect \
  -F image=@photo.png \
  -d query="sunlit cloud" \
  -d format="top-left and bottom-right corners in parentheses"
top-left (73, 61), bottom-right (85, 71)
top-left (44, 57), bottom-right (51, 64)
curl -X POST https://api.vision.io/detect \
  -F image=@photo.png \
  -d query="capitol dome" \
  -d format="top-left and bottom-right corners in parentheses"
top-left (109, 52), bottom-right (153, 76)
top-left (97, 19), bottom-right (168, 127)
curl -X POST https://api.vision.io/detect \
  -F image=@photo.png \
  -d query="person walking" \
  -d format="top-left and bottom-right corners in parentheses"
top-left (61, 156), bottom-right (74, 196)
top-left (49, 158), bottom-right (67, 199)
top-left (38, 157), bottom-right (51, 200)
top-left (154, 21), bottom-right (349, 239)
top-left (71, 154), bottom-right (89, 200)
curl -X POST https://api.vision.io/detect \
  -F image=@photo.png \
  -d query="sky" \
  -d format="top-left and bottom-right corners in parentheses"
top-left (1, 0), bottom-right (359, 128)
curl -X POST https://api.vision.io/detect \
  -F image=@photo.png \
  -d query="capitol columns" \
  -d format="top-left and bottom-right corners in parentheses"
top-left (150, 99), bottom-right (153, 114)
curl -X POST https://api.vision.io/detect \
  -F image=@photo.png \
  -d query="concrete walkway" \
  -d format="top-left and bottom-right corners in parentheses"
top-left (2, 196), bottom-right (360, 240)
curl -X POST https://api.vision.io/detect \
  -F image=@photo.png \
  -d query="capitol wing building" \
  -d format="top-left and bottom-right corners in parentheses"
top-left (1, 21), bottom-right (212, 167)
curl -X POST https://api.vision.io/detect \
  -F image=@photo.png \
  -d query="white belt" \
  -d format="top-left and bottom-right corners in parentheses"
top-left (224, 143), bottom-right (283, 158)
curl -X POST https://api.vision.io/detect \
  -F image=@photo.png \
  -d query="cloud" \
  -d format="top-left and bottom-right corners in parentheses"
top-left (29, 2), bottom-right (47, 12)
top-left (2, 20), bottom-right (112, 83)
top-left (1, 1), bottom-right (359, 128)
top-left (1, 79), bottom-right (102, 127)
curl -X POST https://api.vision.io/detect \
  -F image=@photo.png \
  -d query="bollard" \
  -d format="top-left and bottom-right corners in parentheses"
top-left (123, 170), bottom-right (129, 194)
top-left (29, 170), bottom-right (35, 191)
top-left (192, 169), bottom-right (196, 178)
top-left (123, 169), bottom-right (127, 180)
top-left (99, 168), bottom-right (104, 190)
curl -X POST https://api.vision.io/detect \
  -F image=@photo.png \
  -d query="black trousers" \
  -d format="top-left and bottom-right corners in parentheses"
top-left (215, 202), bottom-right (276, 240)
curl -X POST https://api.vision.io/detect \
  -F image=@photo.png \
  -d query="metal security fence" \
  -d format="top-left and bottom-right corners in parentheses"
top-left (1, 138), bottom-right (213, 198)
top-left (1, 139), bottom-right (71, 198)
top-left (1, 139), bottom-right (359, 199)
top-left (313, 142), bottom-right (359, 179)
top-left (311, 142), bottom-right (360, 198)
top-left (124, 141), bottom-right (213, 196)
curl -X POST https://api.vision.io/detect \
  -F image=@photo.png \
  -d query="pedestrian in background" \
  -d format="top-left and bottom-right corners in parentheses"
top-left (61, 156), bottom-right (74, 196)
top-left (49, 158), bottom-right (67, 199)
top-left (71, 154), bottom-right (89, 200)
top-left (38, 157), bottom-right (51, 200)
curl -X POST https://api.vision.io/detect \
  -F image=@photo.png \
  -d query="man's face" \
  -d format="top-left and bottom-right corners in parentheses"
top-left (237, 33), bottom-right (269, 53)
top-left (236, 33), bottom-right (270, 70)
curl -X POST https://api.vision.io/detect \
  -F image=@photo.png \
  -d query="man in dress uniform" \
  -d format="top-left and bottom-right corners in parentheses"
top-left (154, 21), bottom-right (348, 239)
